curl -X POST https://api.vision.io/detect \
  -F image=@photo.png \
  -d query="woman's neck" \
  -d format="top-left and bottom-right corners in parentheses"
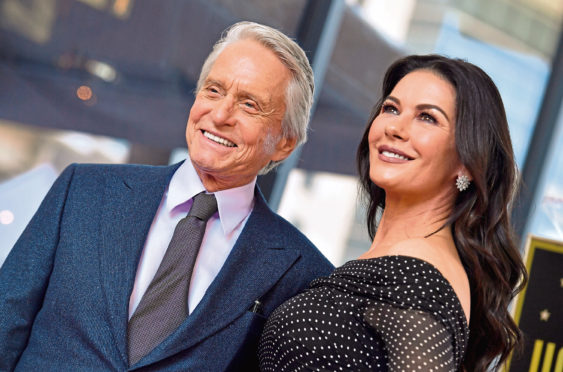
top-left (370, 192), bottom-right (454, 252)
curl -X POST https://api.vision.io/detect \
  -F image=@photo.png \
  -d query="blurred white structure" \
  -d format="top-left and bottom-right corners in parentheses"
top-left (278, 169), bottom-right (360, 265)
top-left (0, 164), bottom-right (57, 266)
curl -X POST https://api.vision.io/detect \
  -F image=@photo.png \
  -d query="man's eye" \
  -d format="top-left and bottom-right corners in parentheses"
top-left (241, 101), bottom-right (259, 112)
top-left (205, 86), bottom-right (221, 95)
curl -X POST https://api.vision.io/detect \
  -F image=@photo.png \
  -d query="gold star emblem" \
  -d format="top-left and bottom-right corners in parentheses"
top-left (540, 309), bottom-right (551, 322)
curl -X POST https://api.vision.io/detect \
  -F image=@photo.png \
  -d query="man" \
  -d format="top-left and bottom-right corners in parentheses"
top-left (0, 22), bottom-right (333, 371)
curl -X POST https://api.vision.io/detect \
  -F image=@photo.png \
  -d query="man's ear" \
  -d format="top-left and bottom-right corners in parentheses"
top-left (271, 136), bottom-right (297, 162)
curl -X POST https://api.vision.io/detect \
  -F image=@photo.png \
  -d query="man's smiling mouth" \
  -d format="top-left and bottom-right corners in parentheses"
top-left (203, 130), bottom-right (237, 147)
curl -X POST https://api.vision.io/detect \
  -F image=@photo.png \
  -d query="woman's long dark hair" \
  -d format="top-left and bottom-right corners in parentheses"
top-left (357, 55), bottom-right (528, 371)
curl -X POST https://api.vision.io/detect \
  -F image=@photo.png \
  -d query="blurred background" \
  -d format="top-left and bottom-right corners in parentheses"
top-left (0, 0), bottom-right (562, 267)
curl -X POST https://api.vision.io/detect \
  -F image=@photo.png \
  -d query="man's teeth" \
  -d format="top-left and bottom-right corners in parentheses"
top-left (382, 150), bottom-right (409, 160)
top-left (203, 131), bottom-right (236, 147)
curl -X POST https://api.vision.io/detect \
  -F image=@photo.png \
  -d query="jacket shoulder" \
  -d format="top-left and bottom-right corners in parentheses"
top-left (69, 162), bottom-right (179, 180)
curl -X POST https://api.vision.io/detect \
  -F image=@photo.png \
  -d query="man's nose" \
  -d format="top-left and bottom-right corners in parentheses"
top-left (211, 98), bottom-right (236, 126)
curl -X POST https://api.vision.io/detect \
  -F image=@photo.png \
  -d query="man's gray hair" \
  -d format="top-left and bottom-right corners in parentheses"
top-left (196, 21), bottom-right (315, 174)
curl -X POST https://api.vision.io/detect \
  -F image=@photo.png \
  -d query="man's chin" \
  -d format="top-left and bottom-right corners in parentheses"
top-left (190, 155), bottom-right (229, 175)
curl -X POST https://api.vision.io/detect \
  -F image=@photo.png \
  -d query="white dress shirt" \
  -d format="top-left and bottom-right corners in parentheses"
top-left (128, 157), bottom-right (256, 318)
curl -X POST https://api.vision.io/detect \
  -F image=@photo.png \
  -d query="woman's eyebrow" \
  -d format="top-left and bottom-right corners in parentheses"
top-left (416, 104), bottom-right (450, 121)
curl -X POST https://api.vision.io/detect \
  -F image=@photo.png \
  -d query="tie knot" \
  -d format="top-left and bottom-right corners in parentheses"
top-left (188, 192), bottom-right (217, 221)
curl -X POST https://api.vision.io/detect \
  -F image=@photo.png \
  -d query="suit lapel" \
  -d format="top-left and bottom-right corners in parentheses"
top-left (98, 163), bottom-right (180, 364)
top-left (138, 188), bottom-right (301, 366)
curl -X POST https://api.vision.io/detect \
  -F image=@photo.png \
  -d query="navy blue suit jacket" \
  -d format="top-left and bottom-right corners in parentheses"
top-left (0, 163), bottom-right (333, 371)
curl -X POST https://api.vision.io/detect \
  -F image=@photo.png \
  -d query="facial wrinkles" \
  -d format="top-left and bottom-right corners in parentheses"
top-left (185, 39), bottom-right (297, 193)
top-left (226, 78), bottom-right (282, 123)
top-left (205, 64), bottom-right (288, 123)
top-left (202, 91), bottom-right (283, 162)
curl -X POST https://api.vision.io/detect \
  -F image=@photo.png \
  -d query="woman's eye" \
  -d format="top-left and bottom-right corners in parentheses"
top-left (382, 104), bottom-right (398, 114)
top-left (420, 112), bottom-right (436, 123)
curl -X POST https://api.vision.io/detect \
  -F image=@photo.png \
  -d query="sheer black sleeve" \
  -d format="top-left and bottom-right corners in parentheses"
top-left (364, 303), bottom-right (456, 371)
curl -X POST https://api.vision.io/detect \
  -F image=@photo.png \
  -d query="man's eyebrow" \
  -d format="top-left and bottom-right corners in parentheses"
top-left (203, 78), bottom-right (224, 88)
top-left (232, 86), bottom-right (272, 110)
top-left (202, 78), bottom-right (272, 110)
top-left (239, 91), bottom-right (267, 106)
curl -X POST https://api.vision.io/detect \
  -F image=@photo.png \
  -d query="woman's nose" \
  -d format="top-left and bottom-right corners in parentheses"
top-left (384, 115), bottom-right (409, 140)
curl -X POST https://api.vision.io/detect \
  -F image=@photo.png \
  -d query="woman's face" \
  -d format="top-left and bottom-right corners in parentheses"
top-left (368, 69), bottom-right (465, 200)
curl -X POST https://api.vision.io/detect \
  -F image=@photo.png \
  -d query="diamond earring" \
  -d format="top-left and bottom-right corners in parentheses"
top-left (456, 174), bottom-right (470, 192)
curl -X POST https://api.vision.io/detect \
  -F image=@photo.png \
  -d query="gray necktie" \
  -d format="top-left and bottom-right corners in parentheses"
top-left (127, 192), bottom-right (218, 365)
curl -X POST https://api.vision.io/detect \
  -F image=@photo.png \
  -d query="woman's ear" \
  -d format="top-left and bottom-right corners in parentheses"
top-left (456, 165), bottom-right (473, 182)
top-left (455, 165), bottom-right (472, 192)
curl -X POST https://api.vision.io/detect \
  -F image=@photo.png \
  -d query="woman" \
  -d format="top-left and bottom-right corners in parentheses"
top-left (258, 55), bottom-right (527, 371)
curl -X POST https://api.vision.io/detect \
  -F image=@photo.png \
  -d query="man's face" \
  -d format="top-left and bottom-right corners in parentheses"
top-left (186, 39), bottom-right (296, 191)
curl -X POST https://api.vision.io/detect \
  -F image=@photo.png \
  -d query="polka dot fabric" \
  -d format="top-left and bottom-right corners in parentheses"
top-left (259, 256), bottom-right (468, 371)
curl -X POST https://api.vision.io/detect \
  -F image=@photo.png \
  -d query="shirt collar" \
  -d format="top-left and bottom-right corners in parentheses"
top-left (167, 156), bottom-right (256, 236)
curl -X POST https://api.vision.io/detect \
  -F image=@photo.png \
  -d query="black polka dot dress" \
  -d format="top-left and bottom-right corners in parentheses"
top-left (258, 256), bottom-right (468, 371)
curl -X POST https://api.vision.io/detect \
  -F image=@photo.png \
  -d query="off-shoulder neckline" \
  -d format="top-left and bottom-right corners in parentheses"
top-left (349, 255), bottom-right (469, 324)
